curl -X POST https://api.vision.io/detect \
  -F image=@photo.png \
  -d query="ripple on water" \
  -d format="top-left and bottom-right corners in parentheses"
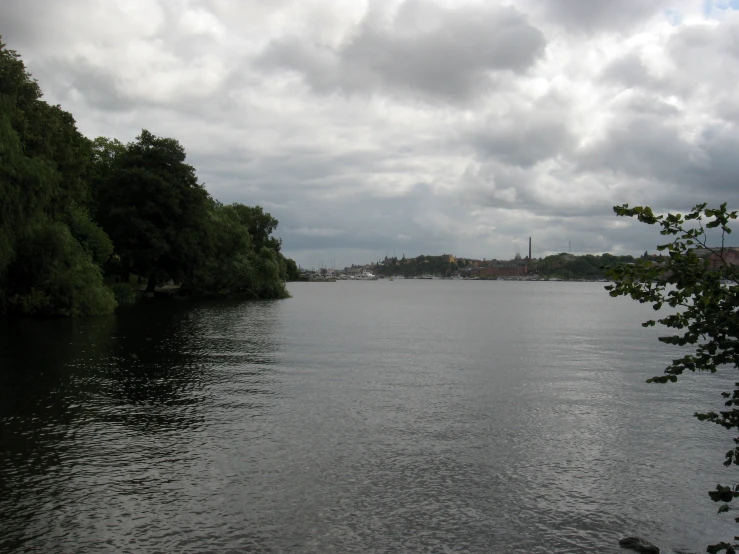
top-left (0, 283), bottom-right (736, 553)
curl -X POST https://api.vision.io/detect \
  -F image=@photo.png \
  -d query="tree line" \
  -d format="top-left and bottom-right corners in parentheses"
top-left (374, 255), bottom-right (459, 278)
top-left (0, 39), bottom-right (298, 317)
top-left (371, 252), bottom-right (649, 279)
top-left (530, 252), bottom-right (644, 279)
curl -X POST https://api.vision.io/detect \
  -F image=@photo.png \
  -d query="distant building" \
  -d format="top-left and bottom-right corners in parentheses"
top-left (707, 248), bottom-right (739, 270)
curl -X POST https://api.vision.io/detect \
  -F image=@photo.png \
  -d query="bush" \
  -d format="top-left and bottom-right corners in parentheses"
top-left (109, 282), bottom-right (136, 306)
top-left (5, 219), bottom-right (116, 316)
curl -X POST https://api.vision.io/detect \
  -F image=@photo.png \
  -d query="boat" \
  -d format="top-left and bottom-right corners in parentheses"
top-left (309, 274), bottom-right (336, 282)
top-left (355, 270), bottom-right (378, 281)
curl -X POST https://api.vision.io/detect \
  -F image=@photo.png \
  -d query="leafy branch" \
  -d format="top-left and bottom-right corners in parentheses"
top-left (606, 203), bottom-right (739, 553)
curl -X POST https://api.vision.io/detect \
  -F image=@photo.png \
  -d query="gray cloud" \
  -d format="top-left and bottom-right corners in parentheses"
top-left (539, 0), bottom-right (669, 33)
top-left (575, 109), bottom-right (739, 208)
top-left (619, 94), bottom-right (681, 117)
top-left (601, 53), bottom-right (655, 89)
top-left (2, 0), bottom-right (739, 266)
top-left (33, 58), bottom-right (137, 112)
top-left (257, 2), bottom-right (546, 103)
top-left (578, 117), bottom-right (692, 177)
top-left (466, 105), bottom-right (574, 168)
top-left (666, 18), bottom-right (739, 103)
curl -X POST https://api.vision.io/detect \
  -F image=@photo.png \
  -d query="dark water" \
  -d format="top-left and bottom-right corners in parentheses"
top-left (0, 281), bottom-right (736, 553)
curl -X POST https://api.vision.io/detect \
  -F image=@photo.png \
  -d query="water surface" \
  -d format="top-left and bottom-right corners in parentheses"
top-left (0, 281), bottom-right (735, 553)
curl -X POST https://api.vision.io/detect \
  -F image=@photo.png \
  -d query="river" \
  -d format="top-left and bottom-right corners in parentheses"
top-left (0, 280), bottom-right (735, 553)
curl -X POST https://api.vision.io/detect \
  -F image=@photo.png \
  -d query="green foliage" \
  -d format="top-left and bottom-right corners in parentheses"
top-left (90, 136), bottom-right (125, 174)
top-left (284, 257), bottom-right (300, 281)
top-left (0, 38), bottom-right (116, 316)
top-left (225, 204), bottom-right (282, 252)
top-left (88, 136), bottom-right (125, 215)
top-left (606, 202), bottom-right (739, 553)
top-left (64, 205), bottom-right (114, 265)
top-left (0, 73), bottom-right (58, 275)
top-left (182, 201), bottom-right (254, 296)
top-left (375, 254), bottom-right (457, 277)
top-left (109, 282), bottom-right (136, 307)
top-left (182, 202), bottom-right (289, 299)
top-left (6, 218), bottom-right (116, 316)
top-left (96, 129), bottom-right (212, 290)
top-left (0, 39), bottom-right (292, 313)
top-left (250, 247), bottom-right (290, 298)
top-left (529, 252), bottom-right (635, 279)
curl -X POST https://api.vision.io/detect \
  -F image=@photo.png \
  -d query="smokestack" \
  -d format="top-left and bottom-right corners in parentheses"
top-left (528, 237), bottom-right (532, 260)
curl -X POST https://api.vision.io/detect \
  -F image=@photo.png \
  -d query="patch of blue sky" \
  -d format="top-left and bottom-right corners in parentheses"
top-left (665, 9), bottom-right (683, 25)
top-left (704, 0), bottom-right (739, 19)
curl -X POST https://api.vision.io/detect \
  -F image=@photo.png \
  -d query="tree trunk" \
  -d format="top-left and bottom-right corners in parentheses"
top-left (120, 261), bottom-right (131, 285)
top-left (146, 272), bottom-right (157, 293)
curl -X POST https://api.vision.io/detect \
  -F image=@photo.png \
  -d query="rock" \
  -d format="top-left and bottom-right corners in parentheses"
top-left (619, 536), bottom-right (660, 553)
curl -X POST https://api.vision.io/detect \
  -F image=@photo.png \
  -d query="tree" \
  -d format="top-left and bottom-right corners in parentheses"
top-left (0, 38), bottom-right (115, 315)
top-left (1, 38), bottom-right (294, 313)
top-left (284, 258), bottom-right (300, 281)
top-left (181, 202), bottom-right (290, 299)
top-left (89, 136), bottom-right (126, 215)
top-left (96, 130), bottom-right (212, 291)
top-left (225, 204), bottom-right (281, 252)
top-left (5, 217), bottom-right (115, 316)
top-left (606, 203), bottom-right (739, 554)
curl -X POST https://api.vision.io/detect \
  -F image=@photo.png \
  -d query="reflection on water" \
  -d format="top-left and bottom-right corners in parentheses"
top-left (0, 300), bottom-right (283, 553)
top-left (0, 283), bottom-right (735, 553)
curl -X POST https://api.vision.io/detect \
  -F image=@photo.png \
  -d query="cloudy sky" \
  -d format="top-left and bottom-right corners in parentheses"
top-left (2, 0), bottom-right (739, 268)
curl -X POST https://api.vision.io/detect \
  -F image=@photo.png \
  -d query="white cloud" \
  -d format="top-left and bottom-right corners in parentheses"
top-left (179, 7), bottom-right (226, 38)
